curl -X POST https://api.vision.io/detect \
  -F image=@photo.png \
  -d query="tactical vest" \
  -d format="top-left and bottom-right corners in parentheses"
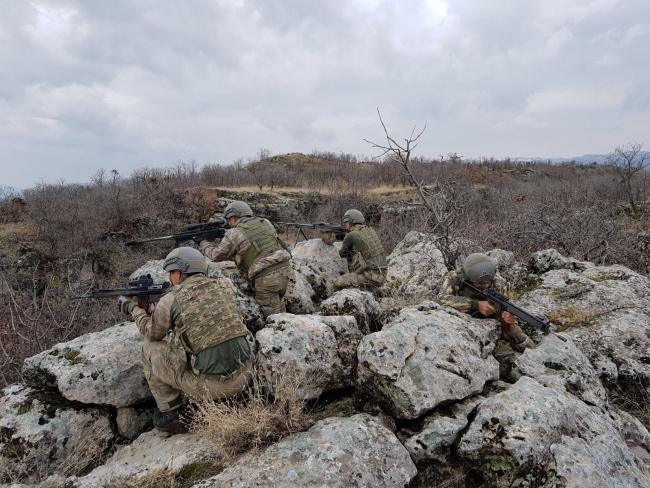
top-left (236, 217), bottom-right (285, 276)
top-left (167, 275), bottom-right (248, 355)
top-left (355, 225), bottom-right (387, 270)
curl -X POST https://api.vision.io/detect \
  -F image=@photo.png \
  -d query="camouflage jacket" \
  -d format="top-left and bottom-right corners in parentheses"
top-left (199, 217), bottom-right (290, 279)
top-left (437, 269), bottom-right (508, 317)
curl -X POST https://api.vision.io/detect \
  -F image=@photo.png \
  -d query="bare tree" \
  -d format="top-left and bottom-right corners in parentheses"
top-left (364, 109), bottom-right (467, 269)
top-left (606, 142), bottom-right (650, 214)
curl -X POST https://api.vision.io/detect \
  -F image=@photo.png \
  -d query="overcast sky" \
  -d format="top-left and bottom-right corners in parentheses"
top-left (1, 0), bottom-right (649, 189)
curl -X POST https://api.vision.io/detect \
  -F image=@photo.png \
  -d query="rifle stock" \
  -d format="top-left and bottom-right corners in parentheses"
top-left (463, 281), bottom-right (567, 342)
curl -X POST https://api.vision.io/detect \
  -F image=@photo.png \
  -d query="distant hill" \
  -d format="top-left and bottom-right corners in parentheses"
top-left (514, 152), bottom-right (650, 165)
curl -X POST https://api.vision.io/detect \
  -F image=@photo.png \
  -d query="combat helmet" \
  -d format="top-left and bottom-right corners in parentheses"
top-left (163, 247), bottom-right (208, 274)
top-left (342, 209), bottom-right (365, 225)
top-left (461, 253), bottom-right (496, 283)
top-left (224, 201), bottom-right (253, 219)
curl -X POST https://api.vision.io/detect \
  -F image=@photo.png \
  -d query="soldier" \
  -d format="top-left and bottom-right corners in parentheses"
top-left (118, 247), bottom-right (253, 434)
top-left (333, 209), bottom-right (387, 291)
top-left (437, 253), bottom-right (536, 353)
top-left (196, 201), bottom-right (292, 317)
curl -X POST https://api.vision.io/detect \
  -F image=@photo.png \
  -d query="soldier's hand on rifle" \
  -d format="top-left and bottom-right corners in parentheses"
top-left (117, 296), bottom-right (137, 315)
top-left (192, 235), bottom-right (204, 245)
top-left (501, 311), bottom-right (517, 325)
top-left (478, 300), bottom-right (497, 316)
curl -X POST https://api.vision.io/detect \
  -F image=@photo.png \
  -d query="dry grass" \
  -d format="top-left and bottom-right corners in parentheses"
top-left (609, 377), bottom-right (650, 431)
top-left (105, 462), bottom-right (219, 488)
top-left (189, 367), bottom-right (312, 461)
top-left (546, 307), bottom-right (598, 331)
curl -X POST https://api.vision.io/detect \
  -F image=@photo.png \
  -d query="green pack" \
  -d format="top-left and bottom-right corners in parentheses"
top-left (236, 217), bottom-right (285, 276)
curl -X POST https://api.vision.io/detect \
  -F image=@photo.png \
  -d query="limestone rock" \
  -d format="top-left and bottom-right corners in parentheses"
top-left (116, 407), bottom-right (153, 441)
top-left (511, 338), bottom-right (607, 407)
top-left (0, 385), bottom-right (114, 483)
top-left (383, 231), bottom-right (447, 297)
top-left (22, 322), bottom-right (151, 407)
top-left (320, 288), bottom-right (383, 334)
top-left (256, 314), bottom-right (362, 399)
top-left (285, 263), bottom-right (317, 314)
top-left (357, 302), bottom-right (501, 419)
top-left (458, 376), bottom-right (650, 486)
top-left (290, 239), bottom-right (348, 297)
top-left (192, 414), bottom-right (417, 488)
top-left (485, 248), bottom-right (514, 269)
top-left (70, 429), bottom-right (219, 487)
top-left (529, 248), bottom-right (593, 274)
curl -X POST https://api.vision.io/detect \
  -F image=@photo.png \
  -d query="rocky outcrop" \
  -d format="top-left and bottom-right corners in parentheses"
top-left (320, 289), bottom-right (383, 334)
top-left (69, 429), bottom-right (219, 487)
top-left (0, 385), bottom-right (114, 482)
top-left (510, 337), bottom-right (607, 407)
top-left (192, 414), bottom-right (417, 488)
top-left (529, 248), bottom-right (593, 274)
top-left (356, 302), bottom-right (501, 419)
top-left (383, 231), bottom-right (447, 296)
top-left (22, 322), bottom-right (151, 407)
top-left (116, 407), bottom-right (153, 441)
top-left (256, 314), bottom-right (362, 399)
top-left (458, 376), bottom-right (650, 487)
top-left (288, 239), bottom-right (348, 297)
top-left (516, 262), bottom-right (650, 385)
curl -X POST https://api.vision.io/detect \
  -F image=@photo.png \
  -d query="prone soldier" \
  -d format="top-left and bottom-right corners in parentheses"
top-left (333, 209), bottom-right (387, 291)
top-left (437, 253), bottom-right (536, 353)
top-left (118, 247), bottom-right (253, 434)
top-left (196, 201), bottom-right (292, 317)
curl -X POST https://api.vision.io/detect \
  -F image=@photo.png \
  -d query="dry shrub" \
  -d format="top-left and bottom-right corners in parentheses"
top-left (608, 377), bottom-right (650, 431)
top-left (189, 367), bottom-right (312, 460)
top-left (546, 307), bottom-right (598, 331)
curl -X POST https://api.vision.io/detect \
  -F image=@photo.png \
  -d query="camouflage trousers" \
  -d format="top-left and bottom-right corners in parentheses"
top-left (142, 339), bottom-right (253, 412)
top-left (253, 264), bottom-right (293, 317)
top-left (333, 269), bottom-right (386, 291)
top-left (500, 319), bottom-right (529, 346)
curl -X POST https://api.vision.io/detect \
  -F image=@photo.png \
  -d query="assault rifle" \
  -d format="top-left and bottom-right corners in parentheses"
top-left (72, 275), bottom-right (171, 307)
top-left (463, 281), bottom-right (567, 342)
top-left (125, 220), bottom-right (228, 246)
top-left (275, 222), bottom-right (347, 246)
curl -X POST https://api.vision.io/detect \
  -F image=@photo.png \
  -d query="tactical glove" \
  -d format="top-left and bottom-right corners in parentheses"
top-left (192, 235), bottom-right (204, 244)
top-left (117, 295), bottom-right (137, 315)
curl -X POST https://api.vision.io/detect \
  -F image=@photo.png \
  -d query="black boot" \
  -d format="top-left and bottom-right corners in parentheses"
top-left (153, 407), bottom-right (188, 434)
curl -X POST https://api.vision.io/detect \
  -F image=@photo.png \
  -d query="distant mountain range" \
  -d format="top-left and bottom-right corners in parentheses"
top-left (514, 152), bottom-right (650, 165)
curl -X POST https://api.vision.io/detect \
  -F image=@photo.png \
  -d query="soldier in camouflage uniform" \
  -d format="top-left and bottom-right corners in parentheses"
top-left (437, 253), bottom-right (536, 353)
top-left (118, 247), bottom-right (253, 434)
top-left (333, 209), bottom-right (387, 291)
top-left (196, 201), bottom-right (293, 317)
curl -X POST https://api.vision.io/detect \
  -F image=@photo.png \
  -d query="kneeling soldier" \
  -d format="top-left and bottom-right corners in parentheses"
top-left (437, 253), bottom-right (536, 353)
top-left (197, 201), bottom-right (292, 317)
top-left (333, 209), bottom-right (387, 291)
top-left (118, 247), bottom-right (253, 434)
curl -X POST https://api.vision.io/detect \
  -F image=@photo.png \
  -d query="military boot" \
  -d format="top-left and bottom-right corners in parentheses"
top-left (511, 337), bottom-right (536, 353)
top-left (153, 407), bottom-right (188, 434)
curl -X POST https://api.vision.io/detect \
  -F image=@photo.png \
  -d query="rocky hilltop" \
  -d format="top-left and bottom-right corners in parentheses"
top-left (2, 234), bottom-right (650, 487)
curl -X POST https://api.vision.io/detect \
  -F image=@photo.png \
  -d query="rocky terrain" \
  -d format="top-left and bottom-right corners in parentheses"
top-left (2, 233), bottom-right (650, 487)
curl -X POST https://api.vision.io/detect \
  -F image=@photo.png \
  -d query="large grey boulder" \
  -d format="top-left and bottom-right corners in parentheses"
top-left (516, 264), bottom-right (650, 385)
top-left (458, 376), bottom-right (650, 487)
top-left (383, 231), bottom-right (447, 297)
top-left (511, 337), bottom-right (607, 407)
top-left (192, 414), bottom-right (417, 488)
top-left (256, 314), bottom-right (362, 399)
top-left (115, 407), bottom-right (153, 441)
top-left (529, 248), bottom-right (593, 274)
top-left (356, 302), bottom-right (501, 419)
top-left (285, 265), bottom-right (317, 314)
top-left (0, 385), bottom-right (114, 483)
top-left (289, 238), bottom-right (348, 296)
top-left (22, 322), bottom-right (151, 407)
top-left (320, 288), bottom-right (383, 334)
top-left (70, 430), bottom-right (218, 488)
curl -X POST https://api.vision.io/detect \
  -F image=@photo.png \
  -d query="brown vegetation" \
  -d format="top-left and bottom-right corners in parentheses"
top-left (0, 148), bottom-right (648, 389)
